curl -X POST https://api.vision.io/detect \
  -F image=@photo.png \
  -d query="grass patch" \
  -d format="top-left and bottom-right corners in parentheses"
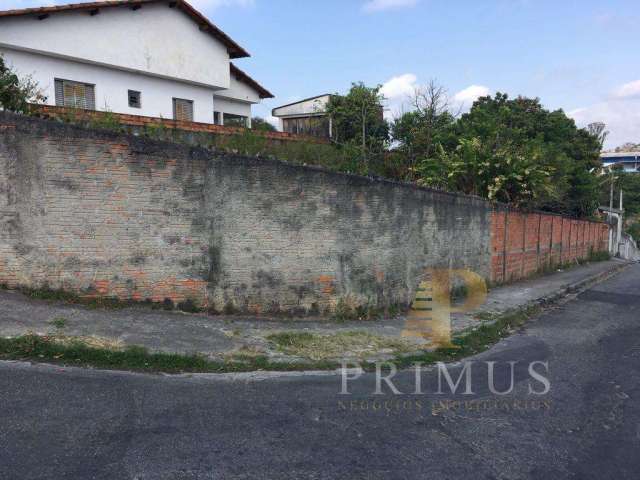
top-left (473, 311), bottom-right (497, 321)
top-left (267, 331), bottom-right (417, 361)
top-left (0, 334), bottom-right (339, 374)
top-left (587, 250), bottom-right (612, 262)
top-left (48, 317), bottom-right (67, 329)
top-left (331, 297), bottom-right (405, 322)
top-left (18, 285), bottom-right (144, 310)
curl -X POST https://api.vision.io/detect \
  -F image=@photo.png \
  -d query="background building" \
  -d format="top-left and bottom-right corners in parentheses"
top-left (601, 152), bottom-right (640, 173)
top-left (272, 94), bottom-right (333, 138)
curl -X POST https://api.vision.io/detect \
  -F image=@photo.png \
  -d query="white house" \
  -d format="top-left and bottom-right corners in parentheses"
top-left (0, 0), bottom-right (273, 127)
top-left (272, 94), bottom-right (333, 138)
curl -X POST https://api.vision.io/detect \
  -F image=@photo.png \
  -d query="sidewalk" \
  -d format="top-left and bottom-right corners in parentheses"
top-left (0, 259), bottom-right (631, 364)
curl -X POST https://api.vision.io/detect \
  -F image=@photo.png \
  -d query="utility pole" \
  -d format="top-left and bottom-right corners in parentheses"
top-left (609, 171), bottom-right (614, 213)
top-left (618, 189), bottom-right (624, 255)
top-left (361, 101), bottom-right (367, 172)
top-left (609, 171), bottom-right (615, 253)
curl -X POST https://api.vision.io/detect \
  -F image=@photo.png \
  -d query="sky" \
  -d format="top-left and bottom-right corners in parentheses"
top-left (4, 0), bottom-right (640, 148)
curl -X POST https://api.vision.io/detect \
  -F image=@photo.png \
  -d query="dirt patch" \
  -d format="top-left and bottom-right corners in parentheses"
top-left (266, 331), bottom-right (418, 361)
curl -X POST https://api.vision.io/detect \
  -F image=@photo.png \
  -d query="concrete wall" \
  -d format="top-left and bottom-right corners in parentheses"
top-left (618, 233), bottom-right (640, 261)
top-left (223, 73), bottom-right (262, 105)
top-left (0, 113), bottom-right (493, 314)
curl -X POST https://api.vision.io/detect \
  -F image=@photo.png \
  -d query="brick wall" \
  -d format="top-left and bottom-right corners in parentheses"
top-left (489, 208), bottom-right (609, 284)
top-left (0, 112), bottom-right (493, 314)
top-left (0, 113), bottom-right (610, 313)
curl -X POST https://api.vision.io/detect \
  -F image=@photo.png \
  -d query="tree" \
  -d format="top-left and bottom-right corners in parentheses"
top-left (391, 80), bottom-right (457, 179)
top-left (413, 93), bottom-right (602, 214)
top-left (0, 55), bottom-right (46, 113)
top-left (251, 117), bottom-right (277, 132)
top-left (586, 122), bottom-right (609, 149)
top-left (326, 82), bottom-right (389, 171)
top-left (416, 133), bottom-right (555, 207)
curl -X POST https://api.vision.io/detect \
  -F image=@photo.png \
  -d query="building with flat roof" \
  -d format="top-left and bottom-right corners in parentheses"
top-left (600, 152), bottom-right (640, 173)
top-left (272, 94), bottom-right (333, 139)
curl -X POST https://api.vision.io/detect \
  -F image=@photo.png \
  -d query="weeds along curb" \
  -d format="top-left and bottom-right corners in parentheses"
top-left (0, 262), bottom-right (632, 377)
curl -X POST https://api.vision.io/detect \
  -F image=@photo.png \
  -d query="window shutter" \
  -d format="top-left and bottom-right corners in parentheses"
top-left (55, 79), bottom-right (64, 106)
top-left (85, 84), bottom-right (95, 110)
top-left (56, 79), bottom-right (95, 109)
top-left (173, 98), bottom-right (194, 122)
top-left (63, 82), bottom-right (82, 108)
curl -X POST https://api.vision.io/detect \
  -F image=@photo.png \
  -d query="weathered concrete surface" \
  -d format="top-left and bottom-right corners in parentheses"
top-left (0, 112), bottom-right (491, 314)
top-left (0, 259), bottom-right (628, 361)
top-left (0, 263), bottom-right (639, 479)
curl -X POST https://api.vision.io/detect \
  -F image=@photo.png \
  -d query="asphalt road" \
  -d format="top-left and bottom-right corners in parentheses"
top-left (0, 265), bottom-right (639, 480)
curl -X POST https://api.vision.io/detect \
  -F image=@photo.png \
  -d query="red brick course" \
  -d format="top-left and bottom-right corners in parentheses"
top-left (490, 209), bottom-right (609, 284)
top-left (30, 105), bottom-right (327, 144)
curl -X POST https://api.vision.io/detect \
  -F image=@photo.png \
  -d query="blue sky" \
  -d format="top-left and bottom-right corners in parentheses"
top-left (5, 0), bottom-right (640, 148)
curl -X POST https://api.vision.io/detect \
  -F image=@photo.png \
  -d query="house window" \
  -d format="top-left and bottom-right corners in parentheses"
top-left (282, 116), bottom-right (330, 138)
top-left (54, 78), bottom-right (95, 110)
top-left (173, 98), bottom-right (194, 122)
top-left (213, 111), bottom-right (222, 125)
top-left (128, 90), bottom-right (141, 109)
top-left (224, 113), bottom-right (248, 128)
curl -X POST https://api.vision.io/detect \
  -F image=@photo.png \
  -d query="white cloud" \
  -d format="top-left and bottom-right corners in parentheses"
top-left (362, 0), bottom-right (418, 13)
top-left (453, 84), bottom-right (490, 105)
top-left (568, 80), bottom-right (640, 149)
top-left (613, 79), bottom-right (640, 99)
top-left (380, 73), bottom-right (418, 101)
top-left (380, 73), bottom-right (418, 120)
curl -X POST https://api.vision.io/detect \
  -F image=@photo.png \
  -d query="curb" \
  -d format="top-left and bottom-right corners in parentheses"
top-left (457, 260), bottom-right (633, 336)
top-left (533, 260), bottom-right (631, 306)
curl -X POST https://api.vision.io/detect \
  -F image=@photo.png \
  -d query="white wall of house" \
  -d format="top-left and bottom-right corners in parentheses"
top-left (0, 3), bottom-right (270, 124)
top-left (272, 95), bottom-right (331, 118)
top-left (2, 47), bottom-right (217, 123)
top-left (0, 3), bottom-right (230, 89)
top-left (224, 74), bottom-right (262, 104)
top-left (213, 96), bottom-right (252, 126)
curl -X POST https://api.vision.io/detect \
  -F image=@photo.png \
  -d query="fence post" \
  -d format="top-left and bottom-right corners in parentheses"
top-left (559, 217), bottom-right (564, 264)
top-left (536, 214), bottom-right (542, 271)
top-left (521, 213), bottom-right (526, 278)
top-left (502, 208), bottom-right (508, 283)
